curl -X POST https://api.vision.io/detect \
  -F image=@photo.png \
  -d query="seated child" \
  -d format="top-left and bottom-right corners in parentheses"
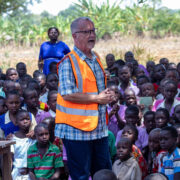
top-left (27, 123), bottom-right (64, 179)
top-left (36, 90), bottom-right (57, 124)
top-left (6, 68), bottom-right (19, 82)
top-left (42, 117), bottom-right (62, 150)
top-left (174, 124), bottom-right (180, 148)
top-left (20, 74), bottom-right (32, 83)
top-left (15, 82), bottom-right (23, 97)
top-left (42, 117), bottom-right (67, 179)
top-left (146, 61), bottom-right (155, 77)
top-left (168, 63), bottom-right (177, 70)
top-left (152, 64), bottom-right (166, 92)
top-left (118, 65), bottom-right (139, 96)
top-left (111, 59), bottom-right (125, 79)
top-left (93, 169), bottom-right (117, 180)
top-left (23, 88), bottom-right (43, 121)
top-left (125, 61), bottom-right (134, 77)
top-left (34, 73), bottom-right (48, 103)
top-left (33, 70), bottom-right (41, 79)
top-left (0, 91), bottom-right (22, 138)
top-left (165, 69), bottom-right (180, 96)
top-left (16, 62), bottom-right (27, 79)
top-left (11, 109), bottom-right (36, 180)
top-left (159, 58), bottom-right (169, 70)
top-left (123, 89), bottom-right (142, 122)
top-left (142, 111), bottom-right (156, 159)
top-left (116, 105), bottom-right (148, 151)
top-left (0, 91), bottom-right (36, 139)
top-left (148, 128), bottom-right (166, 174)
top-left (0, 96), bottom-right (7, 115)
top-left (120, 124), bottom-right (148, 179)
top-left (173, 104), bottom-right (180, 124)
top-left (160, 126), bottom-right (180, 180)
top-left (27, 80), bottom-right (41, 97)
top-left (143, 111), bottom-right (156, 134)
top-left (165, 69), bottom-right (179, 85)
top-left (124, 51), bottom-right (134, 62)
top-left (156, 78), bottom-right (169, 100)
top-left (136, 75), bottom-right (150, 90)
top-left (112, 137), bottom-right (142, 180)
top-left (107, 81), bottom-right (125, 136)
top-left (1, 80), bottom-right (16, 98)
top-left (155, 108), bottom-right (170, 129)
top-left (127, 55), bottom-right (148, 77)
top-left (26, 81), bottom-right (48, 111)
top-left (135, 67), bottom-right (145, 79)
top-left (46, 73), bottom-right (58, 91)
top-left (124, 88), bottom-right (138, 106)
top-left (140, 82), bottom-right (155, 99)
top-left (105, 54), bottom-right (116, 74)
top-left (153, 80), bottom-right (180, 116)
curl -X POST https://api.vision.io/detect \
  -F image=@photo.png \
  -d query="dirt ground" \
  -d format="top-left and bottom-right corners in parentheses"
top-left (1, 36), bottom-right (180, 75)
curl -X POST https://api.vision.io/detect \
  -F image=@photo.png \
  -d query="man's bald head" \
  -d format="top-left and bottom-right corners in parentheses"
top-left (71, 17), bottom-right (93, 34)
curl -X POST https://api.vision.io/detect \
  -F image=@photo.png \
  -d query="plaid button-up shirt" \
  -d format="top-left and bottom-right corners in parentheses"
top-left (55, 46), bottom-right (108, 140)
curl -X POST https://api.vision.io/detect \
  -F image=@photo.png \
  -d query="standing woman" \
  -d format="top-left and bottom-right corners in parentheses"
top-left (38, 27), bottom-right (70, 75)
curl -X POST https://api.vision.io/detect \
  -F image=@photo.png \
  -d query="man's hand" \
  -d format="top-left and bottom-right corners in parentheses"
top-left (97, 88), bottom-right (116, 104)
top-left (62, 88), bottom-right (116, 105)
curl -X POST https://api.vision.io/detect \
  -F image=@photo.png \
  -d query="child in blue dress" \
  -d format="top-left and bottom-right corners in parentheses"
top-left (0, 90), bottom-right (36, 139)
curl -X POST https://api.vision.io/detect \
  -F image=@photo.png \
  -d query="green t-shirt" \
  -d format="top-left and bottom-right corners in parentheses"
top-left (27, 142), bottom-right (64, 178)
top-left (108, 130), bottom-right (117, 159)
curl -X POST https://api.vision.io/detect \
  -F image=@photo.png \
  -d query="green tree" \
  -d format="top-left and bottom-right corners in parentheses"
top-left (0, 0), bottom-right (40, 15)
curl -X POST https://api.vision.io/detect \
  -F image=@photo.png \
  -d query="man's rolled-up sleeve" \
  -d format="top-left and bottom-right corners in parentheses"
top-left (58, 58), bottom-right (79, 96)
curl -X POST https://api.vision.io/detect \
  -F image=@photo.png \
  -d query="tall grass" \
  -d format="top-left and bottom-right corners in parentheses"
top-left (1, 36), bottom-right (180, 73)
top-left (0, 0), bottom-right (180, 46)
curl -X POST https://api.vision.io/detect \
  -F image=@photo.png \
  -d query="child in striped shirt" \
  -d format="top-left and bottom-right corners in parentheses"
top-left (27, 123), bottom-right (64, 180)
top-left (160, 126), bottom-right (180, 180)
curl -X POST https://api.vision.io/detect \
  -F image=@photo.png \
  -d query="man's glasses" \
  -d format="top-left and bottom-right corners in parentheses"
top-left (74, 28), bottom-right (97, 36)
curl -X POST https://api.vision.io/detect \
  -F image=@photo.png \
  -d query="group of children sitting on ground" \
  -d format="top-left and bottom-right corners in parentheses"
top-left (0, 51), bottom-right (180, 180)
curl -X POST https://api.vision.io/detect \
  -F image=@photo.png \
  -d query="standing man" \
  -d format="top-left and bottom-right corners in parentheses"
top-left (55, 17), bottom-right (115, 180)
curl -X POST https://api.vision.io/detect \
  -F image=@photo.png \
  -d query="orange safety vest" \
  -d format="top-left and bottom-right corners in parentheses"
top-left (55, 50), bottom-right (107, 131)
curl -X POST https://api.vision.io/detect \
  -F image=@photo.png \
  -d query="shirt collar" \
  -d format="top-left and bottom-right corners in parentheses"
top-left (73, 46), bottom-right (97, 61)
top-left (32, 141), bottom-right (53, 152)
top-left (5, 111), bottom-right (11, 124)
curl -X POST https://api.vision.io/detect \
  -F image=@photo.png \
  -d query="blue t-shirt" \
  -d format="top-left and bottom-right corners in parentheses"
top-left (0, 113), bottom-right (19, 137)
top-left (161, 147), bottom-right (180, 180)
top-left (0, 112), bottom-right (33, 137)
top-left (39, 41), bottom-right (70, 61)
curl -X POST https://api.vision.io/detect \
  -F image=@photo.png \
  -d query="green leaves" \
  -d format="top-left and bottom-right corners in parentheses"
top-left (0, 0), bottom-right (40, 16)
top-left (138, 0), bottom-right (148, 3)
top-left (0, 0), bottom-right (179, 46)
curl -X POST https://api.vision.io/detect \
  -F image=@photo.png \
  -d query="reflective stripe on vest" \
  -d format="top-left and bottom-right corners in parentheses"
top-left (70, 54), bottom-right (83, 92)
top-left (55, 50), bottom-right (107, 131)
top-left (56, 104), bottom-right (98, 116)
